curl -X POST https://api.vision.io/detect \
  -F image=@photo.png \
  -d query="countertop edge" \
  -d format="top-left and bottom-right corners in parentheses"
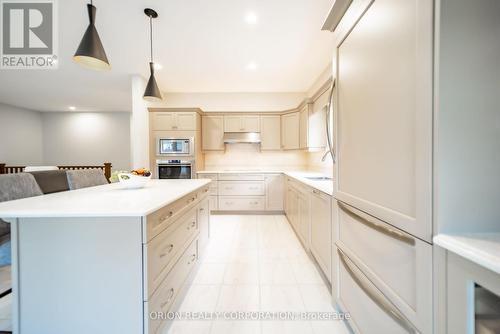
top-left (197, 170), bottom-right (333, 196)
top-left (434, 234), bottom-right (500, 276)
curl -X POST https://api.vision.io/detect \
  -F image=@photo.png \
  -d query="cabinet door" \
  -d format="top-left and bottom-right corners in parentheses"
top-left (242, 116), bottom-right (260, 132)
top-left (282, 113), bottom-right (300, 150)
top-left (264, 174), bottom-right (284, 211)
top-left (202, 116), bottom-right (224, 151)
top-left (153, 112), bottom-right (176, 131)
top-left (260, 116), bottom-right (281, 150)
top-left (197, 198), bottom-right (210, 251)
top-left (224, 116), bottom-right (243, 132)
top-left (176, 112), bottom-right (196, 131)
top-left (299, 107), bottom-right (309, 149)
top-left (298, 192), bottom-right (310, 249)
top-left (336, 0), bottom-right (433, 241)
top-left (310, 190), bottom-right (331, 282)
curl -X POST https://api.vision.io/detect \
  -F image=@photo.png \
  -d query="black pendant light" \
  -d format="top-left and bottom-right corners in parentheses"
top-left (143, 8), bottom-right (162, 101)
top-left (73, 0), bottom-right (110, 70)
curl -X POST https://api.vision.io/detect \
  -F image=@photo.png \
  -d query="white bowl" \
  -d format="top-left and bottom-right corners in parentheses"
top-left (117, 173), bottom-right (151, 189)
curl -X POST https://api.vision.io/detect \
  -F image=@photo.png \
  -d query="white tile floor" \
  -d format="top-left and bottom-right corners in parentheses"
top-left (166, 214), bottom-right (350, 334)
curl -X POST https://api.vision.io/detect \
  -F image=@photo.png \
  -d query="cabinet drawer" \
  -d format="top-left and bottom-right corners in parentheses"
top-left (218, 196), bottom-right (265, 211)
top-left (146, 239), bottom-right (198, 334)
top-left (145, 206), bottom-right (198, 298)
top-left (218, 181), bottom-right (265, 196)
top-left (338, 248), bottom-right (418, 334)
top-left (336, 202), bottom-right (432, 333)
top-left (197, 185), bottom-right (210, 198)
top-left (145, 191), bottom-right (198, 242)
top-left (218, 173), bottom-right (264, 181)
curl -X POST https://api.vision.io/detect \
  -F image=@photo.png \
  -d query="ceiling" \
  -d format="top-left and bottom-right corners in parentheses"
top-left (0, 0), bottom-right (335, 112)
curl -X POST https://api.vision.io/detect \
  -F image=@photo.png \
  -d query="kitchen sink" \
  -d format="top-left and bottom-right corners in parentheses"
top-left (305, 176), bottom-right (333, 181)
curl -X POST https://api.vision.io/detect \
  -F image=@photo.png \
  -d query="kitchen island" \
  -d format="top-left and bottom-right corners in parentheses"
top-left (0, 179), bottom-right (211, 334)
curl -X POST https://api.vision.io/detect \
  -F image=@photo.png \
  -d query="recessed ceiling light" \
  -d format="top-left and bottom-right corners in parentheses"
top-left (245, 12), bottom-right (258, 24)
top-left (68, 106), bottom-right (76, 111)
top-left (153, 63), bottom-right (162, 70)
top-left (246, 62), bottom-right (258, 71)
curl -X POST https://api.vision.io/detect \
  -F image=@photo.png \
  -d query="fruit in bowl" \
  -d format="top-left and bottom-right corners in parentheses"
top-left (117, 168), bottom-right (152, 189)
top-left (131, 168), bottom-right (152, 177)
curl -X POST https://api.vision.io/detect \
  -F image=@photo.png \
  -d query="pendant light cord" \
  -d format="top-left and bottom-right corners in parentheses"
top-left (149, 16), bottom-right (153, 63)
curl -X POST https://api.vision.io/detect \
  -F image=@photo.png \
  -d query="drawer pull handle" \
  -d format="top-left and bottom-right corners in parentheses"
top-left (187, 221), bottom-right (196, 230)
top-left (312, 190), bottom-right (320, 194)
top-left (159, 211), bottom-right (174, 223)
top-left (159, 244), bottom-right (174, 258)
top-left (204, 189), bottom-right (209, 193)
top-left (200, 207), bottom-right (205, 211)
top-left (187, 253), bottom-right (197, 265)
top-left (337, 248), bottom-right (418, 334)
top-left (338, 202), bottom-right (415, 246)
top-left (160, 288), bottom-right (175, 308)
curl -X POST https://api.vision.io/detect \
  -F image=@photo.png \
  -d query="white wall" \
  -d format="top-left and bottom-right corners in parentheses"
top-left (0, 103), bottom-right (43, 165)
top-left (148, 92), bottom-right (306, 112)
top-left (42, 112), bottom-right (131, 171)
top-left (130, 75), bottom-right (150, 170)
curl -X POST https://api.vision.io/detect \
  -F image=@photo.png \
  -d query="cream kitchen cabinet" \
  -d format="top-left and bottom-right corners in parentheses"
top-left (264, 174), bottom-right (284, 211)
top-left (285, 178), bottom-right (310, 249)
top-left (310, 189), bottom-right (331, 282)
top-left (224, 115), bottom-right (260, 133)
top-left (335, 0), bottom-right (433, 242)
top-left (202, 116), bottom-right (224, 151)
top-left (153, 112), bottom-right (196, 131)
top-left (281, 112), bottom-right (300, 150)
top-left (260, 115), bottom-right (281, 150)
top-left (297, 190), bottom-right (310, 249)
top-left (299, 103), bottom-right (327, 150)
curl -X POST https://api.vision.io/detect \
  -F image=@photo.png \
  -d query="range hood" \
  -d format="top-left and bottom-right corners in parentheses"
top-left (223, 132), bottom-right (261, 144)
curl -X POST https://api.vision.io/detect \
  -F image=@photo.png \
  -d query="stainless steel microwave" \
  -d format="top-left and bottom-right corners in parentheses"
top-left (157, 138), bottom-right (193, 156)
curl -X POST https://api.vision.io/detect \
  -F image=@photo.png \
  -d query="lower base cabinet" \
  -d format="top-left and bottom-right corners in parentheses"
top-left (337, 249), bottom-right (417, 334)
top-left (310, 189), bottom-right (331, 283)
top-left (146, 239), bottom-right (199, 334)
top-left (218, 196), bottom-right (265, 211)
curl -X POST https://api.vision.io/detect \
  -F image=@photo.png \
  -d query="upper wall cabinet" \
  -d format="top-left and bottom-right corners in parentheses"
top-left (281, 112), bottom-right (300, 150)
top-left (260, 116), bottom-right (281, 150)
top-left (152, 112), bottom-right (196, 131)
top-left (202, 116), bottom-right (224, 151)
top-left (300, 103), bottom-right (327, 150)
top-left (335, 0), bottom-right (433, 241)
top-left (224, 115), bottom-right (260, 133)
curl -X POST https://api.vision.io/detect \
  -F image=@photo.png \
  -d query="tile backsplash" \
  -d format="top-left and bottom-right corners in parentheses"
top-left (203, 143), bottom-right (333, 174)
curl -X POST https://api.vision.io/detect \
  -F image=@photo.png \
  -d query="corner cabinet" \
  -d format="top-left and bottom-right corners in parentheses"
top-left (335, 0), bottom-right (433, 242)
top-left (281, 112), bottom-right (300, 150)
top-left (202, 116), bottom-right (224, 151)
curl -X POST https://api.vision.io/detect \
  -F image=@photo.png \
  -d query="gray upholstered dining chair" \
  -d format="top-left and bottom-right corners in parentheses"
top-left (66, 169), bottom-right (108, 190)
top-left (0, 173), bottom-right (44, 267)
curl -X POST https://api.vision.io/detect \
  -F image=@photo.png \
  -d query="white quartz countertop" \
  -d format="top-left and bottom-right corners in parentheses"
top-left (197, 170), bottom-right (334, 195)
top-left (434, 233), bottom-right (500, 275)
top-left (0, 179), bottom-right (211, 218)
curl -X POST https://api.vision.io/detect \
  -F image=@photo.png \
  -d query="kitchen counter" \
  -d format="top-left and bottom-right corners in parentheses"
top-left (0, 179), bottom-right (211, 218)
top-left (197, 170), bottom-right (333, 195)
top-left (2, 179), bottom-right (211, 334)
top-left (434, 233), bottom-right (500, 275)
